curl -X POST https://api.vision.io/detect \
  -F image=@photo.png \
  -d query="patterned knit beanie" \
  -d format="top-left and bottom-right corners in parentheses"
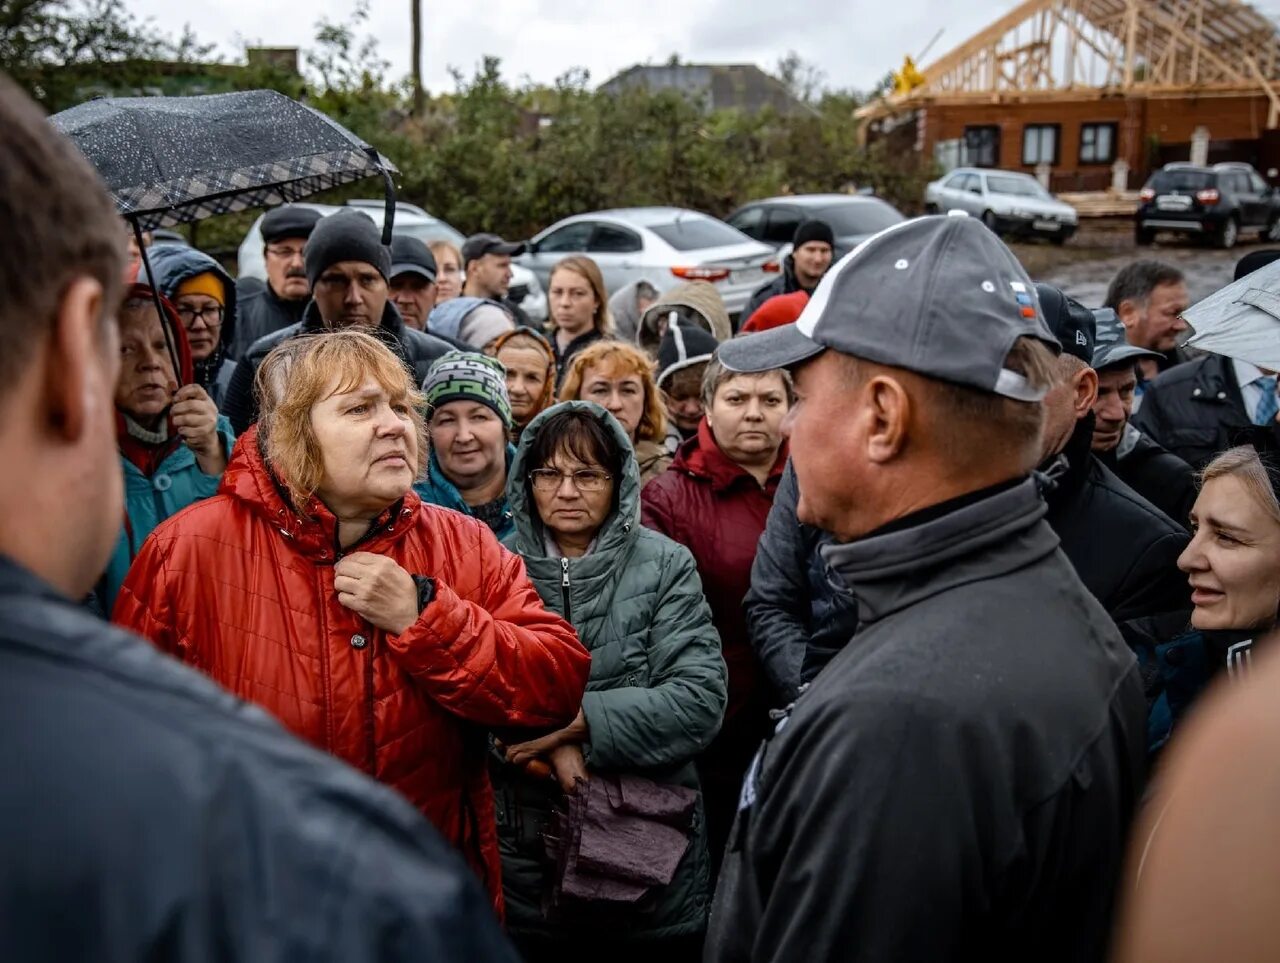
top-left (423, 350), bottom-right (512, 428)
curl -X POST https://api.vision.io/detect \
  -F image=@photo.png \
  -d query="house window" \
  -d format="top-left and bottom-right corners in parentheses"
top-left (1022, 124), bottom-right (1059, 166)
top-left (1080, 123), bottom-right (1118, 164)
top-left (963, 126), bottom-right (1000, 168)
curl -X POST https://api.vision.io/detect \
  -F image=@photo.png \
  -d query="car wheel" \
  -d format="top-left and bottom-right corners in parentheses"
top-left (1267, 217), bottom-right (1280, 242)
top-left (1217, 215), bottom-right (1239, 250)
top-left (1135, 224), bottom-right (1155, 246)
top-left (981, 210), bottom-right (1000, 235)
top-left (1049, 233), bottom-right (1069, 246)
top-left (925, 203), bottom-right (939, 215)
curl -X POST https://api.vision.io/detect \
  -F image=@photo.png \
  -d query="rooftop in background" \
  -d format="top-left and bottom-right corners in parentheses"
top-left (599, 63), bottom-right (813, 116)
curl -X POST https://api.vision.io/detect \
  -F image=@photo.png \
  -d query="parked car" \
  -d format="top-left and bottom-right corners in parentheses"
top-left (726, 194), bottom-right (905, 257)
top-left (924, 168), bottom-right (1078, 243)
top-left (237, 201), bottom-right (548, 324)
top-left (516, 207), bottom-right (776, 317)
top-left (1135, 162), bottom-right (1280, 249)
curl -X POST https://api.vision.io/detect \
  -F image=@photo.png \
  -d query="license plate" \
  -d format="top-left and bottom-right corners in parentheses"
top-left (1157, 195), bottom-right (1192, 211)
top-left (1033, 219), bottom-right (1060, 231)
top-left (731, 267), bottom-right (764, 284)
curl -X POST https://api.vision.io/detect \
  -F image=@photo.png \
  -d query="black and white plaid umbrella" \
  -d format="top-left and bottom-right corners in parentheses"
top-left (50, 88), bottom-right (399, 236)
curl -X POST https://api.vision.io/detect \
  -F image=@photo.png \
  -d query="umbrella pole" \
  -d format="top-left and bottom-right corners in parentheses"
top-left (369, 146), bottom-right (398, 246)
top-left (130, 218), bottom-right (183, 387)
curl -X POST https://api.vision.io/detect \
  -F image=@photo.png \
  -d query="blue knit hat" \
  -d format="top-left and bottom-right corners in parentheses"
top-left (423, 351), bottom-right (512, 428)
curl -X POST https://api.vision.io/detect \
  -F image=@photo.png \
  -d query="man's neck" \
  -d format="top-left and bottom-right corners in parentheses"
top-left (463, 283), bottom-right (497, 301)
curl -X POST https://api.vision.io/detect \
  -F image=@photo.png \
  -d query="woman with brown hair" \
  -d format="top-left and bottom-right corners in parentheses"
top-left (547, 255), bottom-right (614, 382)
top-left (429, 240), bottom-right (464, 303)
top-left (492, 326), bottom-right (557, 443)
top-left (560, 339), bottom-right (671, 485)
top-left (114, 329), bottom-right (591, 917)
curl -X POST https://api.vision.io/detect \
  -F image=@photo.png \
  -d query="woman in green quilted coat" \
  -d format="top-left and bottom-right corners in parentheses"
top-left (495, 401), bottom-right (727, 962)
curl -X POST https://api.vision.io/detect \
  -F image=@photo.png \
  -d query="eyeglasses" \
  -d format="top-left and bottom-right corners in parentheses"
top-left (175, 304), bottom-right (224, 327)
top-left (529, 468), bottom-right (612, 493)
top-left (266, 245), bottom-right (306, 260)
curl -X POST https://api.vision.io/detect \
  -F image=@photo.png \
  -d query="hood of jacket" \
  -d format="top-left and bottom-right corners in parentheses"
top-left (145, 245), bottom-right (237, 392)
top-left (637, 281), bottom-right (731, 354)
top-left (608, 277), bottom-right (658, 343)
top-left (508, 401), bottom-right (641, 560)
top-left (426, 296), bottom-right (510, 342)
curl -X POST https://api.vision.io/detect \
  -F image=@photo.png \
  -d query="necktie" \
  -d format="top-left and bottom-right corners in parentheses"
top-left (1254, 375), bottom-right (1278, 426)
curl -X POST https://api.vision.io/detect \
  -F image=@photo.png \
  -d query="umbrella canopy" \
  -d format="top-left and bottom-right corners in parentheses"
top-left (1183, 257), bottom-right (1280, 369)
top-left (50, 89), bottom-right (398, 234)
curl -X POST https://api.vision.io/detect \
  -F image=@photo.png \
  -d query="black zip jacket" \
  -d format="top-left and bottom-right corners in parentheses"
top-left (0, 554), bottom-right (518, 962)
top-left (706, 479), bottom-right (1146, 963)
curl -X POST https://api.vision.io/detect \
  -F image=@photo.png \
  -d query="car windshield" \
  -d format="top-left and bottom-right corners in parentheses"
top-left (649, 217), bottom-right (749, 251)
top-left (985, 175), bottom-right (1050, 198)
top-left (817, 202), bottom-right (904, 236)
top-left (1149, 170), bottom-right (1214, 192)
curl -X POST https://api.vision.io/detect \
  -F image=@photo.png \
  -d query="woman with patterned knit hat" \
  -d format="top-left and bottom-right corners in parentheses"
top-left (414, 351), bottom-right (518, 539)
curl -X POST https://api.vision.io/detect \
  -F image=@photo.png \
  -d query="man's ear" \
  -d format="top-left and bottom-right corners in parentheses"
top-left (44, 277), bottom-right (108, 442)
top-left (1117, 298), bottom-right (1141, 331)
top-left (1074, 365), bottom-right (1100, 417)
top-left (864, 374), bottom-right (910, 465)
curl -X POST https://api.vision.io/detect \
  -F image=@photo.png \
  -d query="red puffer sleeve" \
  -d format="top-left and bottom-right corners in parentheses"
top-left (385, 519), bottom-right (590, 729)
top-left (112, 533), bottom-right (181, 658)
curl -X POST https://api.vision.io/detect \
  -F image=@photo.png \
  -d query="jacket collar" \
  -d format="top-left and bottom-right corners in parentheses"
top-left (821, 477), bottom-right (1056, 625)
top-left (1190, 353), bottom-right (1248, 419)
top-left (672, 418), bottom-right (787, 494)
top-left (300, 299), bottom-right (409, 348)
top-left (0, 554), bottom-right (62, 602)
top-left (220, 425), bottom-right (419, 563)
top-left (1039, 415), bottom-right (1095, 509)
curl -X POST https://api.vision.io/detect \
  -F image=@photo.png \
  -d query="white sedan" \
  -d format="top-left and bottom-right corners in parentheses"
top-left (517, 207), bottom-right (777, 316)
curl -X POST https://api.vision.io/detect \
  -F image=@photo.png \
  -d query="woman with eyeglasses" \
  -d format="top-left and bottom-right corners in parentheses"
top-left (147, 244), bottom-right (239, 407)
top-left (493, 401), bottom-right (727, 962)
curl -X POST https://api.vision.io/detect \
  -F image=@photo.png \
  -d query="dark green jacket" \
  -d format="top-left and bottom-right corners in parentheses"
top-left (495, 401), bottom-right (727, 940)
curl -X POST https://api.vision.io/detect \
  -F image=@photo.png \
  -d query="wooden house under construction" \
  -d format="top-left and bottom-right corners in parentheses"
top-left (858, 0), bottom-right (1280, 192)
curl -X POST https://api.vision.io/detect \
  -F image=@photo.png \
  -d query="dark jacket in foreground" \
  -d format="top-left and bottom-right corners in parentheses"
top-left (1043, 419), bottom-right (1191, 628)
top-left (1132, 352), bottom-right (1280, 470)
top-left (233, 277), bottom-right (308, 359)
top-left (221, 300), bottom-right (456, 433)
top-left (705, 479), bottom-right (1147, 963)
top-left (1097, 424), bottom-right (1198, 529)
top-left (0, 554), bottom-right (517, 962)
top-left (742, 460), bottom-right (860, 700)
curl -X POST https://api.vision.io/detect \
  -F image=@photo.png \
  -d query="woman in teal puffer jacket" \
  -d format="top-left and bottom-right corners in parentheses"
top-left (495, 401), bottom-right (726, 962)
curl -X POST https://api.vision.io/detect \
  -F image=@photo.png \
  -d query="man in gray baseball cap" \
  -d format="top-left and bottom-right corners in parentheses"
top-left (706, 214), bottom-right (1147, 963)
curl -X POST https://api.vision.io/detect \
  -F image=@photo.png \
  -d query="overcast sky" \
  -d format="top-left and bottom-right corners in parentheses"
top-left (126, 0), bottom-right (1020, 94)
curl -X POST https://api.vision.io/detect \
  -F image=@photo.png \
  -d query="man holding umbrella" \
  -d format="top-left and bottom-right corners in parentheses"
top-left (0, 76), bottom-right (517, 960)
top-left (223, 209), bottom-right (457, 433)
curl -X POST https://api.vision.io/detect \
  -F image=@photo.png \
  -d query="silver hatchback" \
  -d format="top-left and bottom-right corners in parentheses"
top-left (925, 168), bottom-right (1079, 244)
top-left (517, 207), bottom-right (776, 316)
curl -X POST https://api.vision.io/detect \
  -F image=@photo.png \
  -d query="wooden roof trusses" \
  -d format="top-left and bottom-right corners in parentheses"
top-left (859, 0), bottom-right (1280, 123)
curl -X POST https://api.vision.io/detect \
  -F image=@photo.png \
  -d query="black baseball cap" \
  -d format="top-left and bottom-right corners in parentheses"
top-left (389, 234), bottom-right (438, 283)
top-left (462, 232), bottom-right (526, 266)
top-left (1035, 284), bottom-right (1095, 364)
top-left (261, 205), bottom-right (322, 245)
top-left (717, 214), bottom-right (1061, 401)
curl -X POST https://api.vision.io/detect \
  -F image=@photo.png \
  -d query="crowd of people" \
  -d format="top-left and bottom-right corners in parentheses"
top-left (11, 69), bottom-right (1280, 960)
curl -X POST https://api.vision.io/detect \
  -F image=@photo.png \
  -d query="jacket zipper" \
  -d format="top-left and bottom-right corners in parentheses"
top-left (561, 557), bottom-right (572, 622)
top-left (363, 636), bottom-right (377, 776)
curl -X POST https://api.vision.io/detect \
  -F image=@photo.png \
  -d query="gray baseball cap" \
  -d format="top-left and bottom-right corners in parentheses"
top-left (718, 213), bottom-right (1061, 401)
top-left (1091, 306), bottom-right (1162, 370)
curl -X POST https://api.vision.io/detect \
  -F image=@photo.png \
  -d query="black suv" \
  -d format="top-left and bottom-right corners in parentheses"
top-left (1136, 162), bottom-right (1280, 249)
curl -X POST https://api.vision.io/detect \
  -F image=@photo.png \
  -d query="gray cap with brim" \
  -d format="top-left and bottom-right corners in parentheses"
top-left (1090, 306), bottom-right (1163, 370)
top-left (718, 213), bottom-right (1061, 402)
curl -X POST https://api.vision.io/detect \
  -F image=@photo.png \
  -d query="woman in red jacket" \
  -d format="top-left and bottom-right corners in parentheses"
top-left (640, 354), bottom-right (792, 874)
top-left (115, 330), bottom-right (590, 917)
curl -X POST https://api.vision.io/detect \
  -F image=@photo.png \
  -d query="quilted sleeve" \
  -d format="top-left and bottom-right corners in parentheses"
top-left (111, 532), bottom-right (182, 659)
top-left (580, 540), bottom-right (727, 770)
top-left (383, 519), bottom-right (590, 729)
